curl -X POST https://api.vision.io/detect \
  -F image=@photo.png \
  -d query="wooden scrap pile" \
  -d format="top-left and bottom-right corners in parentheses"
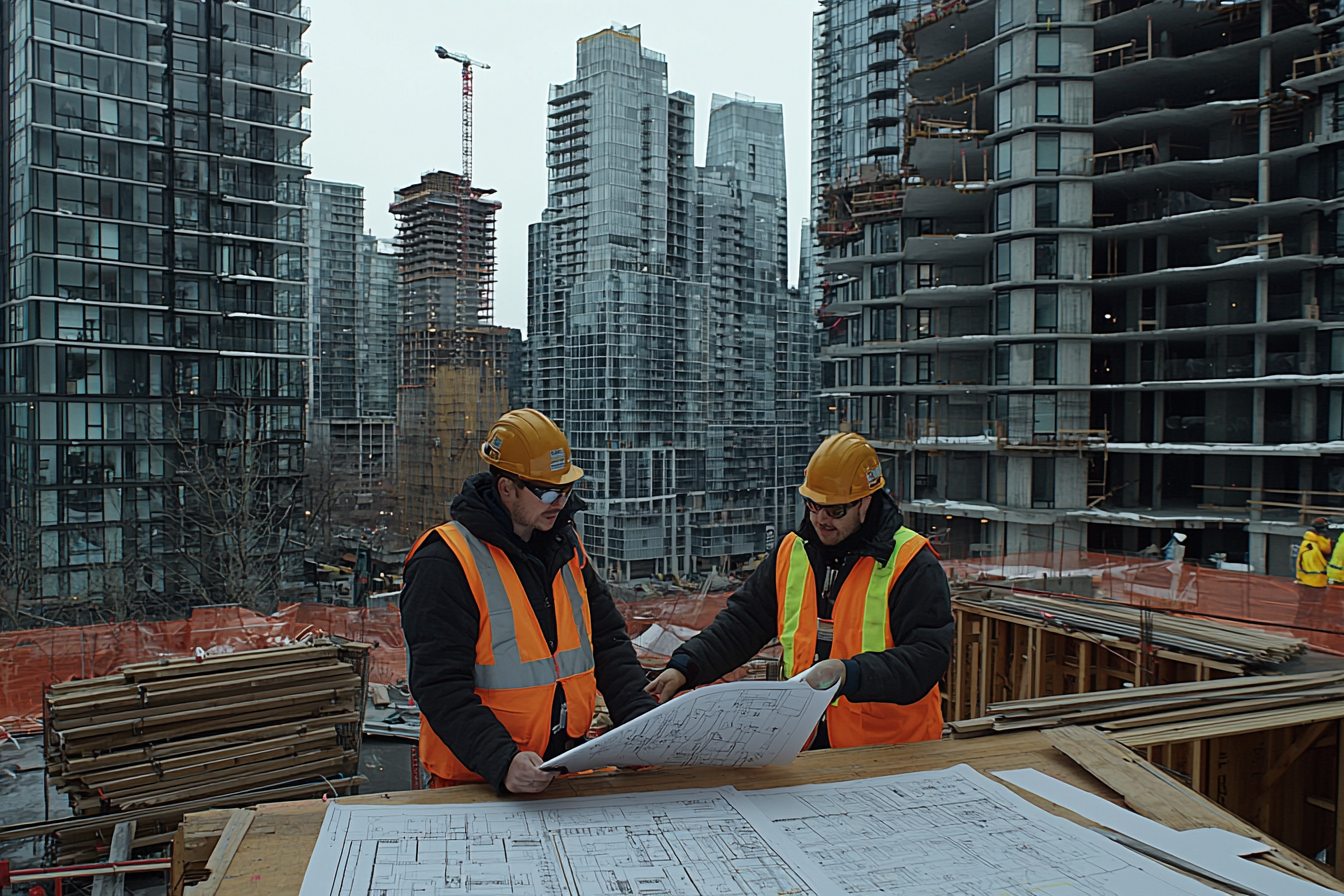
top-left (951, 670), bottom-right (1344, 740)
top-left (956, 589), bottom-right (1307, 666)
top-left (10, 640), bottom-right (369, 864)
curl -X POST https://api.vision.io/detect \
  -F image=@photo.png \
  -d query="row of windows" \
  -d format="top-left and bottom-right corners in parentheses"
top-left (34, 126), bottom-right (160, 181)
top-left (4, 346), bottom-right (306, 399)
top-left (822, 345), bottom-right (1059, 387)
top-left (34, 169), bottom-right (162, 223)
top-left (34, 1), bottom-right (156, 61)
top-left (36, 85), bottom-right (161, 142)
top-left (35, 41), bottom-right (154, 101)
top-left (28, 213), bottom-right (162, 264)
top-left (6, 302), bottom-right (307, 355)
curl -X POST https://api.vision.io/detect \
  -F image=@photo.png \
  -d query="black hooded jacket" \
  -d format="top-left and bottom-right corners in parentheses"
top-left (399, 472), bottom-right (657, 792)
top-left (666, 492), bottom-right (953, 704)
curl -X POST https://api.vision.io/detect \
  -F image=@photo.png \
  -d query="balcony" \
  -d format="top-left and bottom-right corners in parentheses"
top-left (224, 25), bottom-right (310, 57)
top-left (869, 40), bottom-right (903, 70)
top-left (228, 0), bottom-right (311, 21)
top-left (221, 140), bottom-right (311, 168)
top-left (223, 64), bottom-right (311, 94)
top-left (221, 180), bottom-right (305, 205)
top-left (223, 103), bottom-right (311, 131)
top-left (869, 69), bottom-right (903, 97)
top-left (211, 217), bottom-right (305, 242)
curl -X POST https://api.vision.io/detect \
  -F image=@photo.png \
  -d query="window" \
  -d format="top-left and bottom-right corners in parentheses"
top-left (1033, 342), bottom-right (1057, 383)
top-left (1035, 184), bottom-right (1059, 227)
top-left (995, 241), bottom-right (1012, 282)
top-left (872, 306), bottom-right (900, 341)
top-left (995, 344), bottom-right (1012, 384)
top-left (1035, 236), bottom-right (1058, 279)
top-left (995, 291), bottom-right (1013, 333)
top-left (1037, 0), bottom-right (1061, 23)
top-left (999, 0), bottom-right (1014, 31)
top-left (997, 89), bottom-right (1013, 130)
top-left (913, 264), bottom-right (937, 289)
top-left (872, 264), bottom-right (900, 298)
top-left (997, 39), bottom-right (1013, 82)
top-left (1032, 457), bottom-right (1055, 508)
top-left (870, 355), bottom-right (899, 386)
top-left (1036, 132), bottom-right (1061, 174)
top-left (915, 354), bottom-right (934, 384)
top-left (1036, 33), bottom-right (1061, 72)
top-left (995, 191), bottom-right (1012, 231)
top-left (904, 217), bottom-right (935, 239)
top-left (1035, 288), bottom-right (1058, 332)
top-left (912, 308), bottom-right (934, 339)
top-left (996, 141), bottom-right (1014, 179)
top-left (1033, 393), bottom-right (1057, 435)
top-left (870, 221), bottom-right (900, 254)
top-left (1036, 82), bottom-right (1061, 122)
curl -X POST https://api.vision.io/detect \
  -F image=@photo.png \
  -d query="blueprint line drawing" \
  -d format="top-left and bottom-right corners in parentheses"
top-left (540, 678), bottom-right (836, 774)
top-left (729, 764), bottom-right (1223, 896)
top-left (297, 787), bottom-right (829, 896)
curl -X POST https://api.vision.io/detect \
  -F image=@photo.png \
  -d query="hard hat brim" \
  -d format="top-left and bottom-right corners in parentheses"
top-left (798, 479), bottom-right (883, 506)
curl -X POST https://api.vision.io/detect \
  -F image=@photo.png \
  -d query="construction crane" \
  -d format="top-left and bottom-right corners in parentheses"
top-left (434, 47), bottom-right (490, 183)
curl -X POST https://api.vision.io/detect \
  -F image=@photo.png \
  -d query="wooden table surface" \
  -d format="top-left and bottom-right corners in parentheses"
top-left (203, 730), bottom-right (1342, 896)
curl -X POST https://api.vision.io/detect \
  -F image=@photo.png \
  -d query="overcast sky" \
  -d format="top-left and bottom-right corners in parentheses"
top-left (304, 1), bottom-right (816, 334)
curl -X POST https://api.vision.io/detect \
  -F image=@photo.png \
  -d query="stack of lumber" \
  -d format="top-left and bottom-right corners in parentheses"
top-left (16, 639), bottom-right (369, 864)
top-left (951, 670), bottom-right (1344, 740)
top-left (956, 589), bottom-right (1307, 666)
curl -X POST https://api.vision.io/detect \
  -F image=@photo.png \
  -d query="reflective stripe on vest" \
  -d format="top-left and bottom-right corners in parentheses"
top-left (440, 521), bottom-right (594, 690)
top-left (778, 526), bottom-right (926, 679)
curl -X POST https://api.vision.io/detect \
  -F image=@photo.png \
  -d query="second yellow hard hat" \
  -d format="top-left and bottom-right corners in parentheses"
top-left (799, 432), bottom-right (885, 505)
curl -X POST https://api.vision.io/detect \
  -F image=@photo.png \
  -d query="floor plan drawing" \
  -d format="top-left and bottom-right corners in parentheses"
top-left (730, 764), bottom-right (1223, 896)
top-left (540, 678), bottom-right (836, 773)
top-left (297, 788), bottom-right (827, 896)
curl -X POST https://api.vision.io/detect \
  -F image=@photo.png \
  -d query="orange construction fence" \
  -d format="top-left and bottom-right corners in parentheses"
top-left (0, 604), bottom-right (406, 727)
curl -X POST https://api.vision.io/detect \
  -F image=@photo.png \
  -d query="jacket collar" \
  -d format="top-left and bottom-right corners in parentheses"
top-left (796, 490), bottom-right (904, 563)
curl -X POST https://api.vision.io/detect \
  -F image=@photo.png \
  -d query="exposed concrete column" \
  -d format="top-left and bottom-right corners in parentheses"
top-left (1155, 235), bottom-right (1168, 327)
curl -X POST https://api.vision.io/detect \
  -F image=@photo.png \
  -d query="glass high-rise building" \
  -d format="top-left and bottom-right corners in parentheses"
top-left (529, 26), bottom-right (811, 580)
top-left (1, 0), bottom-right (311, 616)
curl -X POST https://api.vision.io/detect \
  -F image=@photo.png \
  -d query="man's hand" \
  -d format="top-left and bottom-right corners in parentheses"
top-left (644, 668), bottom-right (687, 703)
top-left (802, 659), bottom-right (846, 691)
top-left (504, 751), bottom-right (555, 794)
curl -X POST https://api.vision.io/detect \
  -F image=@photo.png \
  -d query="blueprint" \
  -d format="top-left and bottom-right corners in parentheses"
top-left (540, 677), bottom-right (836, 773)
top-left (296, 787), bottom-right (828, 896)
top-left (732, 763), bottom-right (1222, 896)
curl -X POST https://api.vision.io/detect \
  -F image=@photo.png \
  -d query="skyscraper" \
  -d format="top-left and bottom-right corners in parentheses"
top-left (529, 26), bottom-right (809, 580)
top-left (1, 0), bottom-right (312, 615)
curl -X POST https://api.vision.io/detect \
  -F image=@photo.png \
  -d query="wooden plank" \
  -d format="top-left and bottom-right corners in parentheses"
top-left (123, 646), bottom-right (340, 681)
top-left (1113, 701), bottom-right (1344, 747)
top-left (1043, 726), bottom-right (1344, 892)
top-left (185, 809), bottom-right (255, 896)
top-left (90, 821), bottom-right (134, 896)
top-left (1251, 720), bottom-right (1332, 806)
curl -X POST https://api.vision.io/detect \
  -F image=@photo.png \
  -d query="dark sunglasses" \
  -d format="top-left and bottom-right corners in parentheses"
top-left (510, 477), bottom-right (573, 505)
top-left (804, 498), bottom-right (859, 519)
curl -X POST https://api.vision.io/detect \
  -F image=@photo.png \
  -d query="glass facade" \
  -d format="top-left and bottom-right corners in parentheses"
top-left (529, 27), bottom-right (811, 579)
top-left (2, 0), bottom-right (311, 615)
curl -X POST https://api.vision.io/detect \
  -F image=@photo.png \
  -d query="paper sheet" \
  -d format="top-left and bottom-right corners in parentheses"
top-left (732, 764), bottom-right (1223, 895)
top-left (296, 787), bottom-right (832, 896)
top-left (540, 677), bottom-right (836, 773)
top-left (993, 766), bottom-right (1333, 896)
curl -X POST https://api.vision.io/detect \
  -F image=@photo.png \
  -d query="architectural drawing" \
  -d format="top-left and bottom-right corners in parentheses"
top-left (297, 788), bottom-right (824, 896)
top-left (540, 679), bottom-right (836, 773)
top-left (731, 764), bottom-right (1221, 896)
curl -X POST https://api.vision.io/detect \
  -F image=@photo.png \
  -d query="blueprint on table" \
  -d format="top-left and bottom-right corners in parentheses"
top-left (539, 677), bottom-right (837, 773)
top-left (296, 787), bottom-right (829, 896)
top-left (731, 763), bottom-right (1222, 896)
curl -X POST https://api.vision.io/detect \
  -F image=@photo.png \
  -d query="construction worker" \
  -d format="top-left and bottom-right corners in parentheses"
top-left (646, 432), bottom-right (953, 747)
top-left (1331, 527), bottom-right (1344, 588)
top-left (400, 409), bottom-right (657, 794)
top-left (1297, 517), bottom-right (1332, 591)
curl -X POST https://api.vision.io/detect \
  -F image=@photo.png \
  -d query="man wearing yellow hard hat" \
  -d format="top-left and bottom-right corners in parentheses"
top-left (400, 409), bottom-right (657, 793)
top-left (647, 432), bottom-right (953, 747)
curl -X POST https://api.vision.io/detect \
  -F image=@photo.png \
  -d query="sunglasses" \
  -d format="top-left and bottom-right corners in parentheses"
top-left (804, 498), bottom-right (859, 519)
top-left (510, 477), bottom-right (573, 505)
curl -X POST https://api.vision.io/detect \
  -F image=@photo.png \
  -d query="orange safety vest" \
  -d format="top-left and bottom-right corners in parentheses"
top-left (775, 527), bottom-right (944, 747)
top-left (405, 521), bottom-right (597, 786)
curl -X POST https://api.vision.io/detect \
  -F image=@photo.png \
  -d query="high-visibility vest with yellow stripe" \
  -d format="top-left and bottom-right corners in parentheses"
top-left (776, 527), bottom-right (944, 747)
top-left (405, 521), bottom-right (597, 786)
top-left (1299, 531), bottom-right (1331, 588)
top-left (1329, 535), bottom-right (1344, 586)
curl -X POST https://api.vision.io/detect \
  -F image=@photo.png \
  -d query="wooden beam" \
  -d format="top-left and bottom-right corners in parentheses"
top-left (1252, 720), bottom-right (1332, 807)
top-left (185, 809), bottom-right (254, 896)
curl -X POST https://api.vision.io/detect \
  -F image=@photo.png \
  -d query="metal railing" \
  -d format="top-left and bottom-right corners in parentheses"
top-left (222, 64), bottom-right (310, 94)
top-left (224, 24), bottom-right (310, 57)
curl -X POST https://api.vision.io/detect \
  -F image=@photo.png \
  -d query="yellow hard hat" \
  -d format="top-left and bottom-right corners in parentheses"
top-left (479, 409), bottom-right (584, 486)
top-left (799, 432), bottom-right (884, 505)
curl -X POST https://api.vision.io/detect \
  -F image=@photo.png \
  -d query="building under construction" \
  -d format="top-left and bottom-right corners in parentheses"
top-left (390, 172), bottom-right (521, 535)
top-left (810, 0), bottom-right (1344, 575)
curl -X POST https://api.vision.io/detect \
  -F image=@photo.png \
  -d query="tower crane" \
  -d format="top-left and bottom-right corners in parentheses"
top-left (434, 47), bottom-right (490, 183)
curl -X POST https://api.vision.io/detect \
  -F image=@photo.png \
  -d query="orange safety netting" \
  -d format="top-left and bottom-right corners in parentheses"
top-left (945, 550), bottom-right (1344, 655)
top-left (0, 603), bottom-right (406, 723)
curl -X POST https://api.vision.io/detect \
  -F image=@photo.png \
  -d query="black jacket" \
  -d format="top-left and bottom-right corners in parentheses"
top-left (400, 472), bottom-right (657, 792)
top-left (667, 492), bottom-right (953, 704)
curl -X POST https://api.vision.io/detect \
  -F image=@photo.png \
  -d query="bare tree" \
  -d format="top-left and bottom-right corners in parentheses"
top-left (163, 396), bottom-right (304, 614)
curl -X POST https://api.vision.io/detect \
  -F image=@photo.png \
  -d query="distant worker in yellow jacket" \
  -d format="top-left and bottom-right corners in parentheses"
top-left (1329, 525), bottom-right (1344, 587)
top-left (1297, 517), bottom-right (1332, 591)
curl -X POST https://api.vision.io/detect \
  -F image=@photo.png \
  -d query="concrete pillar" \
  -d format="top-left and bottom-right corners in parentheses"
top-left (1249, 530), bottom-right (1267, 575)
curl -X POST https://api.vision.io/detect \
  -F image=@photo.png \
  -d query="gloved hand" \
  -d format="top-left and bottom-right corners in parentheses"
top-left (801, 658), bottom-right (846, 691)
